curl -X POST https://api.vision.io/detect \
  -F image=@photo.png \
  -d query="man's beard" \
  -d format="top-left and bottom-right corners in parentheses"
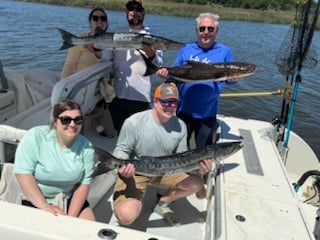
top-left (128, 17), bottom-right (143, 26)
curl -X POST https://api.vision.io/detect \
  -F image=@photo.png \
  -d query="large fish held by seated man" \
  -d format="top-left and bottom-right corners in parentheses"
top-left (92, 141), bottom-right (243, 177)
top-left (140, 51), bottom-right (257, 82)
top-left (57, 28), bottom-right (184, 51)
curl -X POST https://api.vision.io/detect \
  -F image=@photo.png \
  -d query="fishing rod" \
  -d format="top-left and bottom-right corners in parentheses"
top-left (274, 0), bottom-right (319, 156)
top-left (284, 0), bottom-right (320, 149)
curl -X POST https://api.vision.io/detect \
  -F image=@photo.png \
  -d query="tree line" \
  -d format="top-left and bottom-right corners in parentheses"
top-left (162, 0), bottom-right (297, 11)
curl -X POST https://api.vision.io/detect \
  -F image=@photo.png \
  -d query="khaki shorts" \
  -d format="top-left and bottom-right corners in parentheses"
top-left (113, 173), bottom-right (188, 209)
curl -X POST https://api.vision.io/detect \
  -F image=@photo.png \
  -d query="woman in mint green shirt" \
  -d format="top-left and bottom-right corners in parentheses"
top-left (14, 99), bottom-right (96, 220)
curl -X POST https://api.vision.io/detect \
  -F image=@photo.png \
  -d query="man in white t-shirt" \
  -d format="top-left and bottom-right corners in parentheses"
top-left (109, 0), bottom-right (163, 133)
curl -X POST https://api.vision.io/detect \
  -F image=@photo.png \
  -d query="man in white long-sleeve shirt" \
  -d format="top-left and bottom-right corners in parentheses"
top-left (109, 0), bottom-right (163, 133)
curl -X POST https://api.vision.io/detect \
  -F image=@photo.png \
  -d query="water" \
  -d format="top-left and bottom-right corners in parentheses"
top-left (0, 0), bottom-right (319, 159)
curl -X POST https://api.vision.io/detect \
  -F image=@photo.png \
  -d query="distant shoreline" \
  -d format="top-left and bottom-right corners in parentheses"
top-left (17, 0), bottom-right (296, 25)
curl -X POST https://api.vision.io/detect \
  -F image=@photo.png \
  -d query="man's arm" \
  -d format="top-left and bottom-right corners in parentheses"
top-left (112, 118), bottom-right (137, 178)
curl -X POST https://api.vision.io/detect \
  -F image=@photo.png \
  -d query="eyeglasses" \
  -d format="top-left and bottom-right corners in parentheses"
top-left (127, 7), bottom-right (144, 12)
top-left (198, 26), bottom-right (215, 33)
top-left (92, 15), bottom-right (107, 22)
top-left (58, 116), bottom-right (84, 125)
top-left (158, 99), bottom-right (178, 108)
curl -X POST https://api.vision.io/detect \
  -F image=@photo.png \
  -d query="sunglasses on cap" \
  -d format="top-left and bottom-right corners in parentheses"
top-left (198, 26), bottom-right (215, 33)
top-left (92, 15), bottom-right (107, 22)
top-left (127, 6), bottom-right (144, 12)
top-left (58, 116), bottom-right (84, 125)
top-left (158, 99), bottom-right (178, 108)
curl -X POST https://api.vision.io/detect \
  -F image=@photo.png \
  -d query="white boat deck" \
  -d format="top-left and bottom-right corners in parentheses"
top-left (215, 116), bottom-right (316, 240)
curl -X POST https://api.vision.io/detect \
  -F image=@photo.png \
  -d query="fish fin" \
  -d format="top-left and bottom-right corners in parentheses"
top-left (186, 60), bottom-right (209, 67)
top-left (57, 28), bottom-right (76, 50)
top-left (138, 50), bottom-right (159, 76)
top-left (59, 42), bottom-right (74, 50)
top-left (92, 146), bottom-right (120, 177)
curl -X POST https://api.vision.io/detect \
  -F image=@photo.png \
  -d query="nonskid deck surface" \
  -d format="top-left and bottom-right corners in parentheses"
top-left (215, 116), bottom-right (317, 239)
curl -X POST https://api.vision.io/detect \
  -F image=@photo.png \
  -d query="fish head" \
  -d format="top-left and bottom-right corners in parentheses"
top-left (239, 62), bottom-right (257, 75)
top-left (212, 141), bottom-right (243, 161)
top-left (224, 62), bottom-right (258, 78)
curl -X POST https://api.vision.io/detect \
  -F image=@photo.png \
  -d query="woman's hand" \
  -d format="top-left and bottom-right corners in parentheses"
top-left (40, 203), bottom-right (66, 216)
top-left (16, 174), bottom-right (66, 216)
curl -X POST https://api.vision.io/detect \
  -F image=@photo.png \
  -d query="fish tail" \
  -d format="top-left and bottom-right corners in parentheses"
top-left (59, 42), bottom-right (74, 50)
top-left (138, 50), bottom-right (158, 76)
top-left (92, 146), bottom-right (120, 177)
top-left (57, 28), bottom-right (76, 50)
top-left (91, 162), bottom-right (114, 177)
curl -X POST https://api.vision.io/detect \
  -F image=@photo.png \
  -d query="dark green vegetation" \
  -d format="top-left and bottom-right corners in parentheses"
top-left (16, 0), bottom-right (297, 25)
top-left (161, 0), bottom-right (296, 11)
top-left (15, 0), bottom-right (320, 27)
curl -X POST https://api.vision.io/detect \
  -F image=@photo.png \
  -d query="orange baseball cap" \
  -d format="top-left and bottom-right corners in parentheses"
top-left (154, 83), bottom-right (179, 100)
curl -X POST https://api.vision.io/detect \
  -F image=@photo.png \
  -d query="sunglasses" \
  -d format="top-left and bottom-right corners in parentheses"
top-left (127, 6), bottom-right (144, 12)
top-left (198, 26), bottom-right (215, 33)
top-left (92, 15), bottom-right (107, 22)
top-left (58, 116), bottom-right (84, 125)
top-left (158, 99), bottom-right (178, 108)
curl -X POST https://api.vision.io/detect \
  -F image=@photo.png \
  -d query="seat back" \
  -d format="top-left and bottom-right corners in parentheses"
top-left (51, 61), bottom-right (113, 116)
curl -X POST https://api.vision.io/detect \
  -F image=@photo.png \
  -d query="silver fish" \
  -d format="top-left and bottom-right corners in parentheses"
top-left (57, 28), bottom-right (183, 51)
top-left (142, 51), bottom-right (257, 82)
top-left (93, 141), bottom-right (243, 177)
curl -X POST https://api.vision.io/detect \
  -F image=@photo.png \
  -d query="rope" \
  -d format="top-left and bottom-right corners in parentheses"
top-left (220, 89), bottom-right (283, 98)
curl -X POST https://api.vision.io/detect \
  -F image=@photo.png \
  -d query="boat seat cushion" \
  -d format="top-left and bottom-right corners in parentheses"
top-left (5, 68), bottom-right (59, 113)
